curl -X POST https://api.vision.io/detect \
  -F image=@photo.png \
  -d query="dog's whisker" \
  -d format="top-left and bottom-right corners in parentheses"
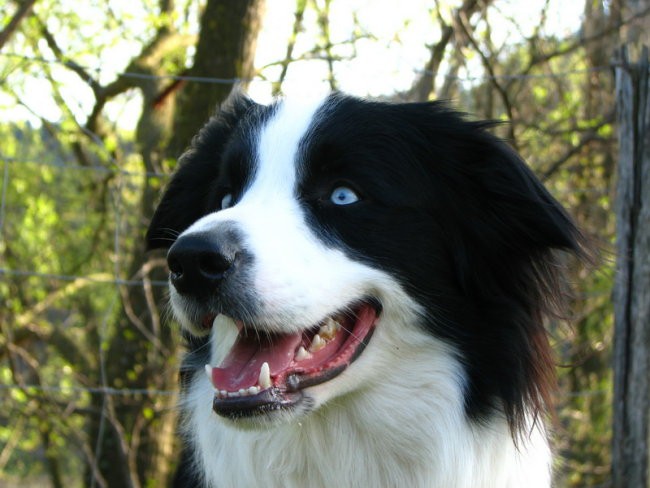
top-left (158, 227), bottom-right (181, 237)
top-left (339, 325), bottom-right (370, 348)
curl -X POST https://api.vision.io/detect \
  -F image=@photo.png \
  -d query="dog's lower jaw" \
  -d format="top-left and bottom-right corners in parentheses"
top-left (184, 329), bottom-right (551, 488)
top-left (208, 389), bottom-right (316, 430)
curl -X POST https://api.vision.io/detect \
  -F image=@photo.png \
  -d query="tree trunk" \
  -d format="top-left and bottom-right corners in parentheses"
top-left (166, 0), bottom-right (265, 158)
top-left (612, 45), bottom-right (650, 488)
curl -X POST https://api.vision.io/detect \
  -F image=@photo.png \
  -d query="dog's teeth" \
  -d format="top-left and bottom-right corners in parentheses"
top-left (318, 324), bottom-right (332, 339)
top-left (258, 362), bottom-right (272, 389)
top-left (295, 346), bottom-right (311, 361)
top-left (204, 364), bottom-right (213, 380)
top-left (216, 388), bottom-right (257, 399)
top-left (318, 317), bottom-right (341, 340)
top-left (310, 334), bottom-right (326, 352)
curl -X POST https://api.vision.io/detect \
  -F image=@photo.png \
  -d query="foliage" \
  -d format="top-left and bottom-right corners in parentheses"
top-left (1, 0), bottom-right (639, 486)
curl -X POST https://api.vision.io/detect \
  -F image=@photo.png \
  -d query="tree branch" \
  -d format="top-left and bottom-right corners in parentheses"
top-left (457, 6), bottom-right (518, 146)
top-left (38, 22), bottom-right (104, 97)
top-left (403, 0), bottom-right (489, 102)
top-left (541, 112), bottom-right (614, 181)
top-left (0, 0), bottom-right (37, 51)
top-left (273, 0), bottom-right (307, 95)
top-left (520, 5), bottom-right (650, 81)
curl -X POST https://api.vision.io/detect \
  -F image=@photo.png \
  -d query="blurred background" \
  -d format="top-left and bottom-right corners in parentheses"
top-left (1, 0), bottom-right (648, 486)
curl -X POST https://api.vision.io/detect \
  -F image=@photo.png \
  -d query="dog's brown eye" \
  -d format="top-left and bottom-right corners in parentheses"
top-left (330, 186), bottom-right (359, 205)
top-left (221, 193), bottom-right (234, 209)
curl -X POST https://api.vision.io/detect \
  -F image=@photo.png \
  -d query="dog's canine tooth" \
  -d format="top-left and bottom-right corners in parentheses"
top-left (258, 362), bottom-right (272, 389)
top-left (212, 314), bottom-right (238, 331)
top-left (204, 364), bottom-right (213, 380)
top-left (310, 333), bottom-right (326, 352)
top-left (295, 346), bottom-right (311, 361)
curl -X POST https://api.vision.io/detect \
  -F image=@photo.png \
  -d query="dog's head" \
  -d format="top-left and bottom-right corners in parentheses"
top-left (147, 93), bottom-right (581, 432)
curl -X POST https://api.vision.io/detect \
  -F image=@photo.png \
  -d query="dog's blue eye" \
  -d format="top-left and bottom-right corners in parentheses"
top-left (221, 193), bottom-right (234, 209)
top-left (330, 186), bottom-right (359, 205)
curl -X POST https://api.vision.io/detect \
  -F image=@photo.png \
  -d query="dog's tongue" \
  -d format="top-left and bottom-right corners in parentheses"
top-left (211, 330), bottom-right (302, 391)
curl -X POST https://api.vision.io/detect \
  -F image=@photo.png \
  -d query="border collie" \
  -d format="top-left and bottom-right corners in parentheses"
top-left (146, 92), bottom-right (581, 487)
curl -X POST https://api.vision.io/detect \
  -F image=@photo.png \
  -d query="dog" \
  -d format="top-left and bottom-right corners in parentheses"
top-left (146, 92), bottom-right (582, 487)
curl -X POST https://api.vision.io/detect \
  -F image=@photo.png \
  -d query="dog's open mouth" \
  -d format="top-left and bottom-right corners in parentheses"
top-left (203, 300), bottom-right (380, 419)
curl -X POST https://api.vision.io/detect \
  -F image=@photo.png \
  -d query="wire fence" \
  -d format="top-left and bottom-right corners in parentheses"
top-left (1, 51), bottom-right (631, 85)
top-left (0, 383), bottom-right (178, 397)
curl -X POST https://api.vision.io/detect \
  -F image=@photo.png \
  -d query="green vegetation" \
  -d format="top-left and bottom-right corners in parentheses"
top-left (1, 0), bottom-right (643, 486)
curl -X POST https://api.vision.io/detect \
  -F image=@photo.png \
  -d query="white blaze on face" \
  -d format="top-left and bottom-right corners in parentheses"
top-left (248, 95), bottom-right (324, 200)
top-left (181, 94), bottom-right (384, 332)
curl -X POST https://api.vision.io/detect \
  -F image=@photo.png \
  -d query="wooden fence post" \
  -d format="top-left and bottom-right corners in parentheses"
top-left (613, 45), bottom-right (650, 488)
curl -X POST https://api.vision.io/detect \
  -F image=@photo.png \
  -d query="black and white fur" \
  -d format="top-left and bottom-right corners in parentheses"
top-left (147, 92), bottom-right (581, 487)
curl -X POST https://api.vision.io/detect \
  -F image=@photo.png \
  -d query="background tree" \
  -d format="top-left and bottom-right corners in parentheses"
top-left (1, 0), bottom-right (647, 486)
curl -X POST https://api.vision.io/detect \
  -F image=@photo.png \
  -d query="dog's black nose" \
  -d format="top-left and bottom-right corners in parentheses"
top-left (167, 232), bottom-right (234, 296)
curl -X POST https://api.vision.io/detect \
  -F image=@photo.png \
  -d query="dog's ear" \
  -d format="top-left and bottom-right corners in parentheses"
top-left (442, 124), bottom-right (588, 299)
top-left (146, 93), bottom-right (256, 250)
top-left (461, 132), bottom-right (582, 257)
top-left (438, 123), bottom-right (586, 299)
top-left (426, 116), bottom-right (587, 434)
